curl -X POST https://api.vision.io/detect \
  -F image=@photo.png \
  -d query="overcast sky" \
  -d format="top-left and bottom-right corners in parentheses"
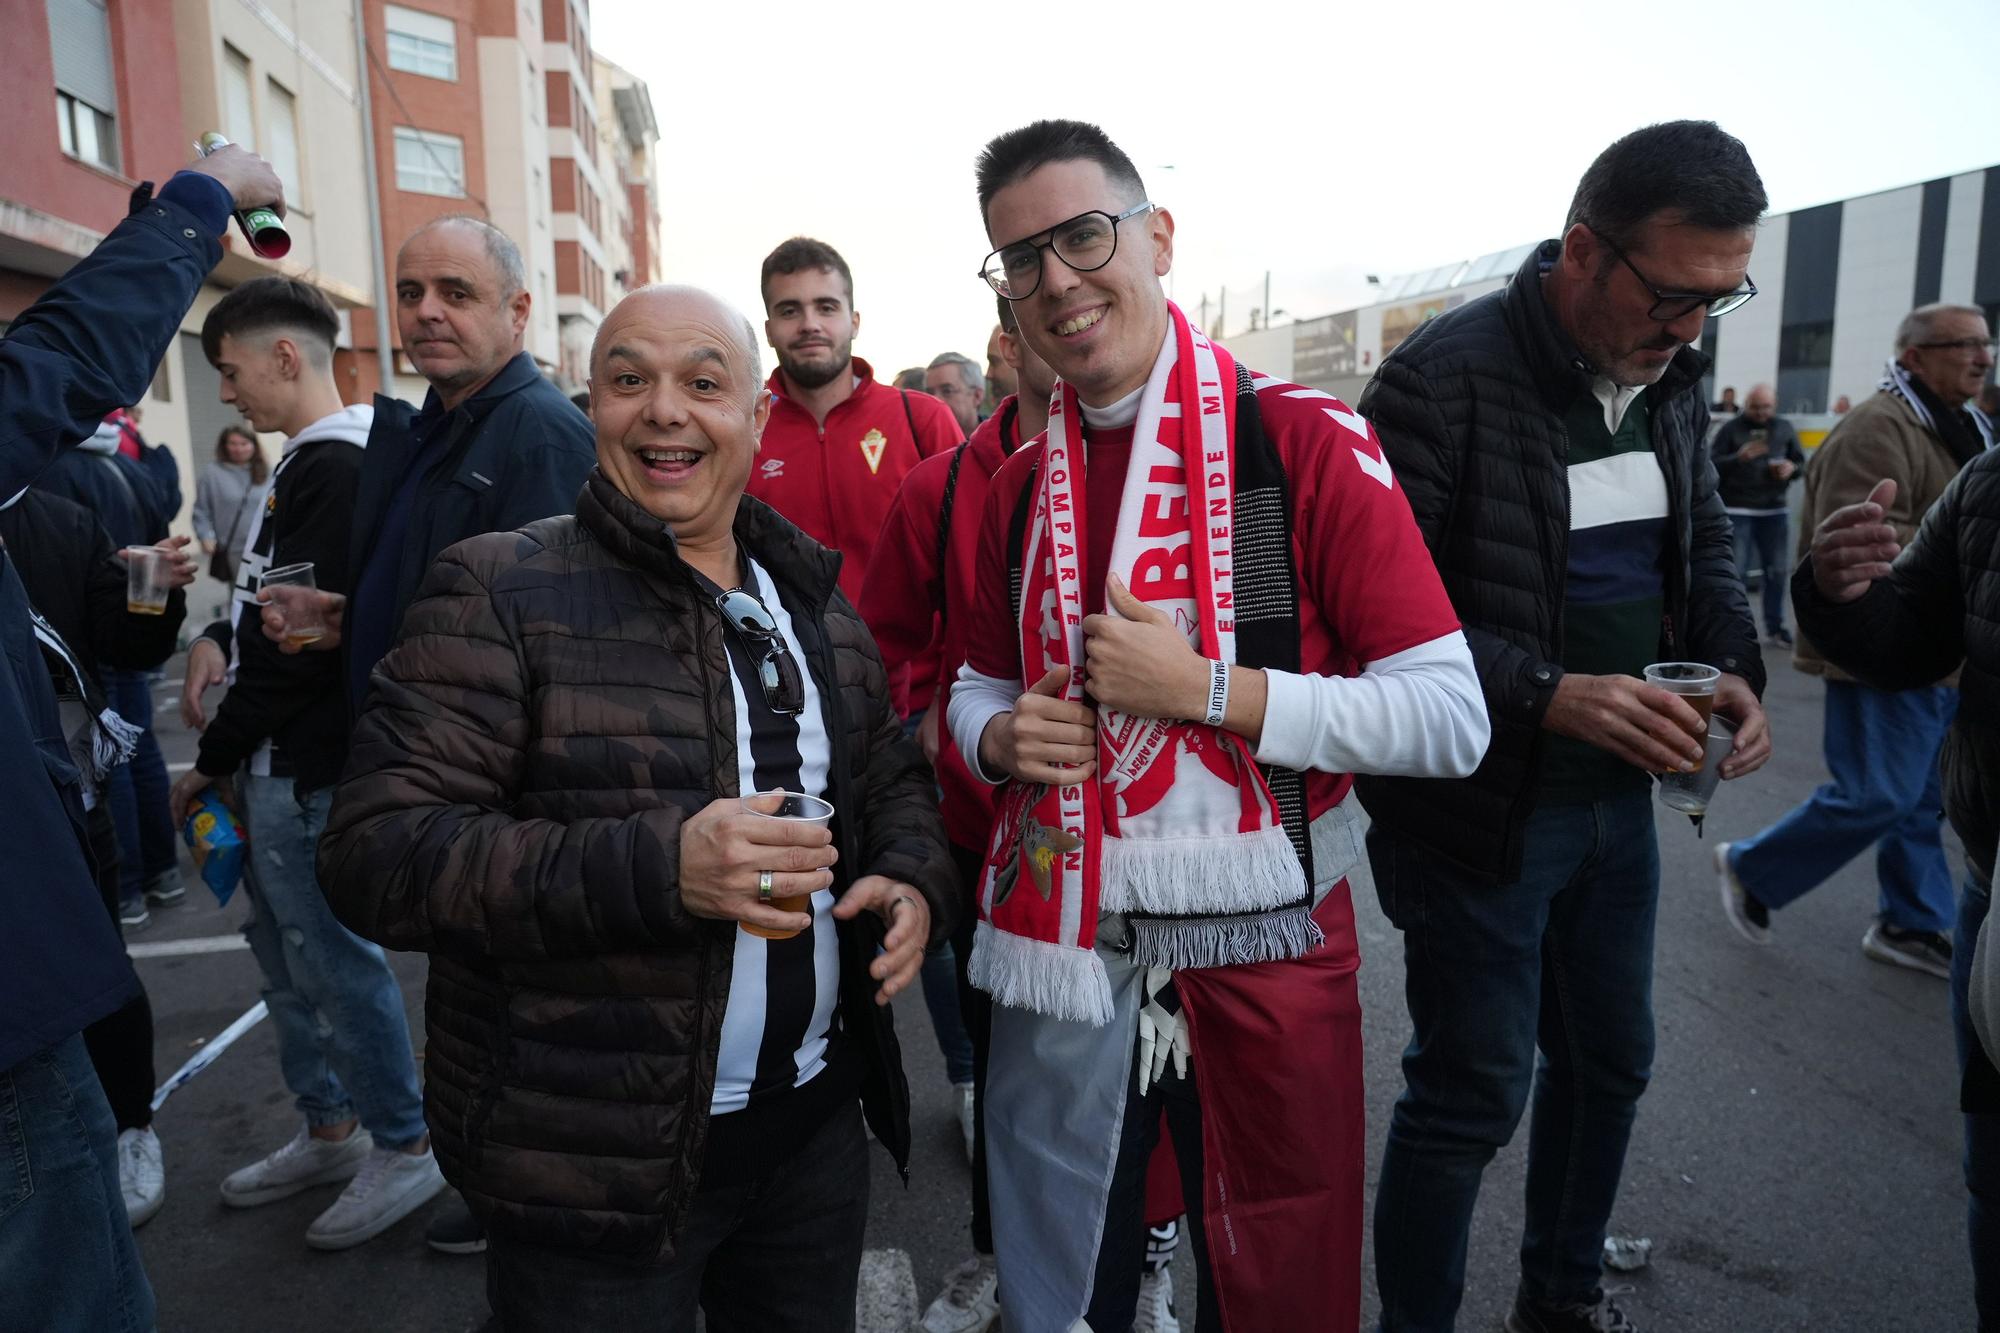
top-left (595, 0), bottom-right (2000, 382)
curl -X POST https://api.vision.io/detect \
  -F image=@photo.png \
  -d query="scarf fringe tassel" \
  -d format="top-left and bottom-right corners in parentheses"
top-left (91, 708), bottom-right (144, 782)
top-left (969, 921), bottom-right (1116, 1027)
top-left (1097, 823), bottom-right (1305, 915)
top-left (1130, 905), bottom-right (1325, 972)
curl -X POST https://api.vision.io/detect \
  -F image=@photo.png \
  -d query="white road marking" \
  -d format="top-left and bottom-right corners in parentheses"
top-left (167, 761), bottom-right (194, 773)
top-left (128, 935), bottom-right (249, 958)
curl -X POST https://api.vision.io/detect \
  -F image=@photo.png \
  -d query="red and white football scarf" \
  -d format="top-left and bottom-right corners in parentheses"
top-left (972, 303), bottom-right (1316, 1025)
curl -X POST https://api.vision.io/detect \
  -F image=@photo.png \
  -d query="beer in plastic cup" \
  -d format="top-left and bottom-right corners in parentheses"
top-left (1658, 714), bottom-right (1738, 816)
top-left (741, 790), bottom-right (834, 941)
top-left (125, 545), bottom-right (172, 615)
top-left (259, 562), bottom-right (324, 645)
top-left (1642, 661), bottom-right (1720, 740)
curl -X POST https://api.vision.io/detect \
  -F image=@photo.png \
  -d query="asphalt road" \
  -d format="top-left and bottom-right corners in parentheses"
top-left (125, 646), bottom-right (1976, 1332)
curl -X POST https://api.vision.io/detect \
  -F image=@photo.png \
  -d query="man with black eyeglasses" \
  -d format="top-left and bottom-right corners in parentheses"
top-left (950, 119), bottom-right (1488, 1333)
top-left (1716, 305), bottom-right (1994, 983)
top-left (1356, 121), bottom-right (1771, 1333)
top-left (317, 283), bottom-right (953, 1332)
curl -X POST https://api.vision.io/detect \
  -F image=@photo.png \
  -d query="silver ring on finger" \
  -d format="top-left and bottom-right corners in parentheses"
top-left (757, 870), bottom-right (775, 903)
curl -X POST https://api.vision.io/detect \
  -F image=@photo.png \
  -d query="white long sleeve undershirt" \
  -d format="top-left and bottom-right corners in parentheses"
top-left (949, 628), bottom-right (1490, 786)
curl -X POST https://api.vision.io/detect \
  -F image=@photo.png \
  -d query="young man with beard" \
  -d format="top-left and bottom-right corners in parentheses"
top-left (1357, 122), bottom-right (1772, 1333)
top-left (747, 237), bottom-right (963, 629)
top-left (948, 119), bottom-right (1489, 1333)
top-left (170, 277), bottom-right (445, 1251)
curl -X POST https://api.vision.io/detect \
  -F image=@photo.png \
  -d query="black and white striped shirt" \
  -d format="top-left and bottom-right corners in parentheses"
top-left (704, 557), bottom-right (842, 1118)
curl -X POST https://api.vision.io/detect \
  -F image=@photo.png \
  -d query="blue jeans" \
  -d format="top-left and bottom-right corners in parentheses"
top-left (920, 944), bottom-right (975, 1085)
top-left (0, 1034), bottom-right (155, 1332)
top-left (101, 669), bottom-right (176, 902)
top-left (240, 774), bottom-right (428, 1147)
top-left (1371, 790), bottom-right (1660, 1331)
top-left (1952, 877), bottom-right (1997, 1329)
top-left (1729, 682), bottom-right (1957, 934)
top-left (1730, 511), bottom-right (1791, 633)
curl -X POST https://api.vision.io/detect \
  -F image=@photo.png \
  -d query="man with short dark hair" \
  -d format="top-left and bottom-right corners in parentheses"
top-left (173, 275), bottom-right (444, 1251)
top-left (951, 118), bottom-right (1487, 1333)
top-left (318, 283), bottom-right (951, 1330)
top-left (1716, 305), bottom-right (1994, 981)
top-left (746, 237), bottom-right (962, 629)
top-left (1358, 121), bottom-right (1772, 1333)
top-left (1710, 382), bottom-right (1804, 644)
top-left (1714, 384), bottom-right (1739, 414)
top-left (926, 351), bottom-right (985, 435)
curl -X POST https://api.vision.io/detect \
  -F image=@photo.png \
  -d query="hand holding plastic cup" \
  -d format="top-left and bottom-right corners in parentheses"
top-left (1658, 714), bottom-right (1739, 817)
top-left (1642, 662), bottom-right (1720, 753)
top-left (125, 545), bottom-right (173, 615)
top-left (742, 791), bottom-right (834, 940)
top-left (259, 562), bottom-right (323, 645)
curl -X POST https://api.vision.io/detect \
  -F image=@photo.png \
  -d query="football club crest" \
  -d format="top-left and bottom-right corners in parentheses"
top-left (859, 428), bottom-right (887, 475)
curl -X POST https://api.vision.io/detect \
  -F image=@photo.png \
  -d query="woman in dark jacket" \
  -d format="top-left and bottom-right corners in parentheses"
top-left (319, 285), bottom-right (952, 1332)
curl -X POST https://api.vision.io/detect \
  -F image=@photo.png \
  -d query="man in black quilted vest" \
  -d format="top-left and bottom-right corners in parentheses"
top-left (1357, 121), bottom-right (1772, 1333)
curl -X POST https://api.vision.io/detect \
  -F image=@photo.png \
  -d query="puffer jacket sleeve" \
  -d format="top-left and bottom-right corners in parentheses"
top-left (1360, 357), bottom-right (1566, 728)
top-left (319, 534), bottom-right (700, 959)
top-left (1679, 399), bottom-right (1766, 696)
top-left (1793, 452), bottom-right (1973, 690)
top-left (842, 597), bottom-right (956, 951)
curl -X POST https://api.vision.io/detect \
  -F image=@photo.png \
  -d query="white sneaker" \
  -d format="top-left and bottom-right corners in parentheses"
top-left (221, 1125), bottom-right (374, 1208)
top-left (920, 1253), bottom-right (1000, 1333)
top-left (118, 1127), bottom-right (165, 1227)
top-left (304, 1144), bottom-right (446, 1250)
top-left (1713, 842), bottom-right (1771, 945)
top-left (954, 1080), bottom-right (976, 1164)
top-left (1134, 1265), bottom-right (1179, 1333)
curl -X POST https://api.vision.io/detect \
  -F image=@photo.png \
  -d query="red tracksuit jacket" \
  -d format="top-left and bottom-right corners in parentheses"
top-left (745, 356), bottom-right (962, 616)
top-left (857, 396), bottom-right (1023, 850)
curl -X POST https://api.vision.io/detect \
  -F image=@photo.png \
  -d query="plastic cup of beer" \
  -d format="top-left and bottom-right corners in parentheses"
top-left (742, 790), bottom-right (834, 940)
top-left (1642, 660), bottom-right (1720, 740)
top-left (125, 545), bottom-right (173, 615)
top-left (259, 562), bottom-right (324, 646)
top-left (1658, 714), bottom-right (1739, 816)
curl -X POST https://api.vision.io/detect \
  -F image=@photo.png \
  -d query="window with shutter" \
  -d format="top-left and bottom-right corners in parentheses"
top-left (47, 0), bottom-right (119, 171)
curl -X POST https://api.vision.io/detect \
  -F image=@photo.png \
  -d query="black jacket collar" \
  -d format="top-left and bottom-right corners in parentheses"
top-left (1504, 240), bottom-right (1711, 413)
top-left (409, 351), bottom-right (543, 435)
top-left (576, 469), bottom-right (843, 610)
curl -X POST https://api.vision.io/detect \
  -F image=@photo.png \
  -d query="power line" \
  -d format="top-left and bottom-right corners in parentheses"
top-left (362, 35), bottom-right (490, 216)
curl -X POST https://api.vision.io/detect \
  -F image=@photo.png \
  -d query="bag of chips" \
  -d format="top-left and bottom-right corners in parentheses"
top-left (183, 790), bottom-right (246, 907)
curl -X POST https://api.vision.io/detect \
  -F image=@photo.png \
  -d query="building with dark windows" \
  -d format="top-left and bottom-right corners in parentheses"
top-left (1229, 165), bottom-right (2000, 425)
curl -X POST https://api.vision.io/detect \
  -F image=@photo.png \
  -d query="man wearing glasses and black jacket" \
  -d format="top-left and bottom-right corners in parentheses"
top-left (1356, 121), bottom-right (1771, 1333)
top-left (317, 284), bottom-right (952, 1332)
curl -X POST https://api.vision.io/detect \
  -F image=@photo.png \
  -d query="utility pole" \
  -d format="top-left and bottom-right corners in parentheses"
top-left (353, 5), bottom-right (396, 396)
top-left (1218, 288), bottom-right (1226, 338)
top-left (1199, 292), bottom-right (1210, 332)
top-left (1263, 271), bottom-right (1271, 333)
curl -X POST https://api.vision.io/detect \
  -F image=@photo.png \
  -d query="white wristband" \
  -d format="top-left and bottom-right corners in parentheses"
top-left (1204, 659), bottom-right (1230, 728)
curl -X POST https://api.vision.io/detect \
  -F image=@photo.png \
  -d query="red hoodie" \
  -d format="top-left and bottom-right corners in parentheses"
top-left (857, 397), bottom-right (1024, 851)
top-left (746, 357), bottom-right (962, 614)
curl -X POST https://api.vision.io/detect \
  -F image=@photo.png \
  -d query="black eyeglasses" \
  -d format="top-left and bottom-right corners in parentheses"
top-left (714, 588), bottom-right (805, 716)
top-left (1599, 235), bottom-right (1757, 320)
top-left (979, 202), bottom-right (1155, 301)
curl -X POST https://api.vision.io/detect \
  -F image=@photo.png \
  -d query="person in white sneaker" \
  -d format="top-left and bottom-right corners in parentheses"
top-left (174, 277), bottom-right (442, 1249)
